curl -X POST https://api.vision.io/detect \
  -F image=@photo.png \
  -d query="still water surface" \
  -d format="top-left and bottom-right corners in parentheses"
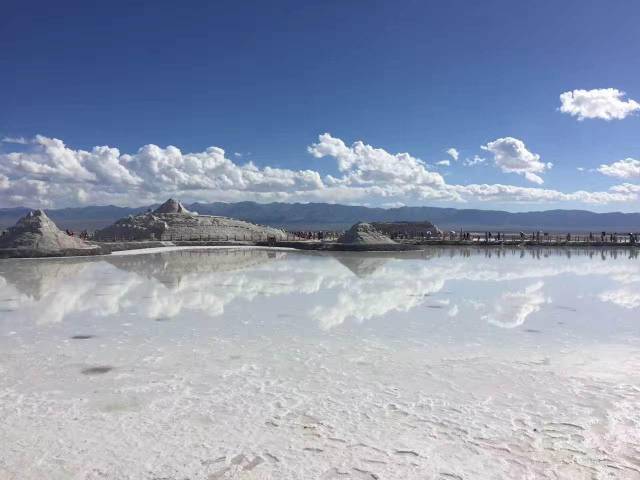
top-left (1, 247), bottom-right (639, 479)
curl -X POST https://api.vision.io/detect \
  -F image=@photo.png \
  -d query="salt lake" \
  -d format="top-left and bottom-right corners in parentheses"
top-left (1, 247), bottom-right (639, 479)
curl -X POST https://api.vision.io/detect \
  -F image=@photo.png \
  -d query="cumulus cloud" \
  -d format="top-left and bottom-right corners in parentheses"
top-left (308, 133), bottom-right (446, 189)
top-left (598, 158), bottom-right (640, 180)
top-left (559, 88), bottom-right (640, 121)
top-left (436, 160), bottom-right (450, 166)
top-left (481, 137), bottom-right (551, 184)
top-left (610, 183), bottom-right (640, 195)
top-left (446, 148), bottom-right (459, 161)
top-left (0, 133), bottom-right (637, 208)
top-left (0, 135), bottom-right (323, 207)
top-left (464, 155), bottom-right (486, 167)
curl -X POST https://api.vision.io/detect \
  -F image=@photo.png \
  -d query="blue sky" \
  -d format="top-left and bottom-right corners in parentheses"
top-left (1, 0), bottom-right (640, 211)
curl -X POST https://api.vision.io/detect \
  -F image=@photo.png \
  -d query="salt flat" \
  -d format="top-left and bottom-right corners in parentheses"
top-left (1, 247), bottom-right (639, 479)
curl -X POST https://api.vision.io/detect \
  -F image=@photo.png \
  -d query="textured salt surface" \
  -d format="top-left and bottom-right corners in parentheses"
top-left (1, 247), bottom-right (639, 479)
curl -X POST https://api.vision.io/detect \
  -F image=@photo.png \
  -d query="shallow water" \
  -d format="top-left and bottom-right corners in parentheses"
top-left (1, 247), bottom-right (639, 479)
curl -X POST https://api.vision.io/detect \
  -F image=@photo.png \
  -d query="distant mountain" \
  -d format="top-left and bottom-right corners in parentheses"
top-left (189, 202), bottom-right (640, 232)
top-left (1, 202), bottom-right (640, 232)
top-left (0, 205), bottom-right (148, 231)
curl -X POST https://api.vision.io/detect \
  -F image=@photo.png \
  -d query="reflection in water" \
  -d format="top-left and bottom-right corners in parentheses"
top-left (0, 249), bottom-right (285, 324)
top-left (482, 281), bottom-right (549, 328)
top-left (1, 247), bottom-right (640, 480)
top-left (106, 248), bottom-right (285, 286)
top-left (0, 247), bottom-right (638, 330)
top-left (331, 253), bottom-right (392, 277)
top-left (599, 288), bottom-right (640, 309)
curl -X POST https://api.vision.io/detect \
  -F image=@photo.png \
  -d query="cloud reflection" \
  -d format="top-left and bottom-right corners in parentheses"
top-left (599, 289), bottom-right (640, 309)
top-left (482, 281), bottom-right (549, 328)
top-left (0, 247), bottom-right (638, 331)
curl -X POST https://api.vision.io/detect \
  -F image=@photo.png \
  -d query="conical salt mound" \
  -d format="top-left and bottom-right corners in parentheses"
top-left (337, 222), bottom-right (396, 245)
top-left (0, 209), bottom-right (99, 256)
top-left (154, 198), bottom-right (190, 214)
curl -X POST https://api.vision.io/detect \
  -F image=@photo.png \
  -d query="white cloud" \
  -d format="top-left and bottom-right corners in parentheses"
top-left (446, 148), bottom-right (459, 161)
top-left (610, 183), bottom-right (640, 195)
top-left (0, 133), bottom-right (637, 208)
top-left (436, 160), bottom-right (450, 166)
top-left (308, 133), bottom-right (446, 189)
top-left (380, 201), bottom-right (406, 208)
top-left (481, 137), bottom-right (551, 184)
top-left (559, 88), bottom-right (640, 121)
top-left (1, 136), bottom-right (28, 144)
top-left (0, 135), bottom-right (324, 207)
top-left (464, 155), bottom-right (486, 167)
top-left (598, 158), bottom-right (640, 180)
top-left (452, 183), bottom-right (634, 204)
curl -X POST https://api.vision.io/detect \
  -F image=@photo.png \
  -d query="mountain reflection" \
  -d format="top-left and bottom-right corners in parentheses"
top-left (0, 247), bottom-right (638, 330)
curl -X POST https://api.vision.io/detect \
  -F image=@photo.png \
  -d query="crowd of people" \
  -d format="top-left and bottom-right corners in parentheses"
top-left (434, 230), bottom-right (639, 244)
top-left (64, 229), bottom-right (90, 240)
top-left (371, 229), bottom-right (639, 244)
top-left (292, 231), bottom-right (338, 241)
top-left (29, 227), bottom-right (640, 245)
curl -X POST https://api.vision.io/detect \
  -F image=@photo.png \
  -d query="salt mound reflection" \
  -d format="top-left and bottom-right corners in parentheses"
top-left (0, 247), bottom-right (638, 330)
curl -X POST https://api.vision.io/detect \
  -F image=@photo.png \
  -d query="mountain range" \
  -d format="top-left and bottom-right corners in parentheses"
top-left (1, 202), bottom-right (639, 233)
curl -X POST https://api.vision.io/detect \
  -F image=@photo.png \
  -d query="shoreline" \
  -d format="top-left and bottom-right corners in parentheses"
top-left (1, 238), bottom-right (638, 260)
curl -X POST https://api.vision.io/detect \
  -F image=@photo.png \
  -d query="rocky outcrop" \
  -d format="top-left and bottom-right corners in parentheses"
top-left (94, 199), bottom-right (287, 242)
top-left (337, 222), bottom-right (396, 245)
top-left (0, 210), bottom-right (100, 258)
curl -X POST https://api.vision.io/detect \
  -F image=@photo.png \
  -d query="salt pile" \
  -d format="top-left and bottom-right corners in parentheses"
top-left (0, 209), bottom-right (99, 257)
top-left (95, 198), bottom-right (287, 242)
top-left (337, 222), bottom-right (397, 245)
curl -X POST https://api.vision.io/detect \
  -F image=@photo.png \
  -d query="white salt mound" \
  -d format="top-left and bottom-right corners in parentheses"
top-left (95, 198), bottom-right (287, 241)
top-left (153, 198), bottom-right (192, 214)
top-left (337, 222), bottom-right (396, 245)
top-left (0, 209), bottom-right (98, 254)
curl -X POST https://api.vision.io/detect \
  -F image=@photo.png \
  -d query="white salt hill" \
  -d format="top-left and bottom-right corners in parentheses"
top-left (337, 222), bottom-right (397, 245)
top-left (0, 209), bottom-right (100, 257)
top-left (95, 198), bottom-right (287, 242)
top-left (153, 198), bottom-right (192, 214)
